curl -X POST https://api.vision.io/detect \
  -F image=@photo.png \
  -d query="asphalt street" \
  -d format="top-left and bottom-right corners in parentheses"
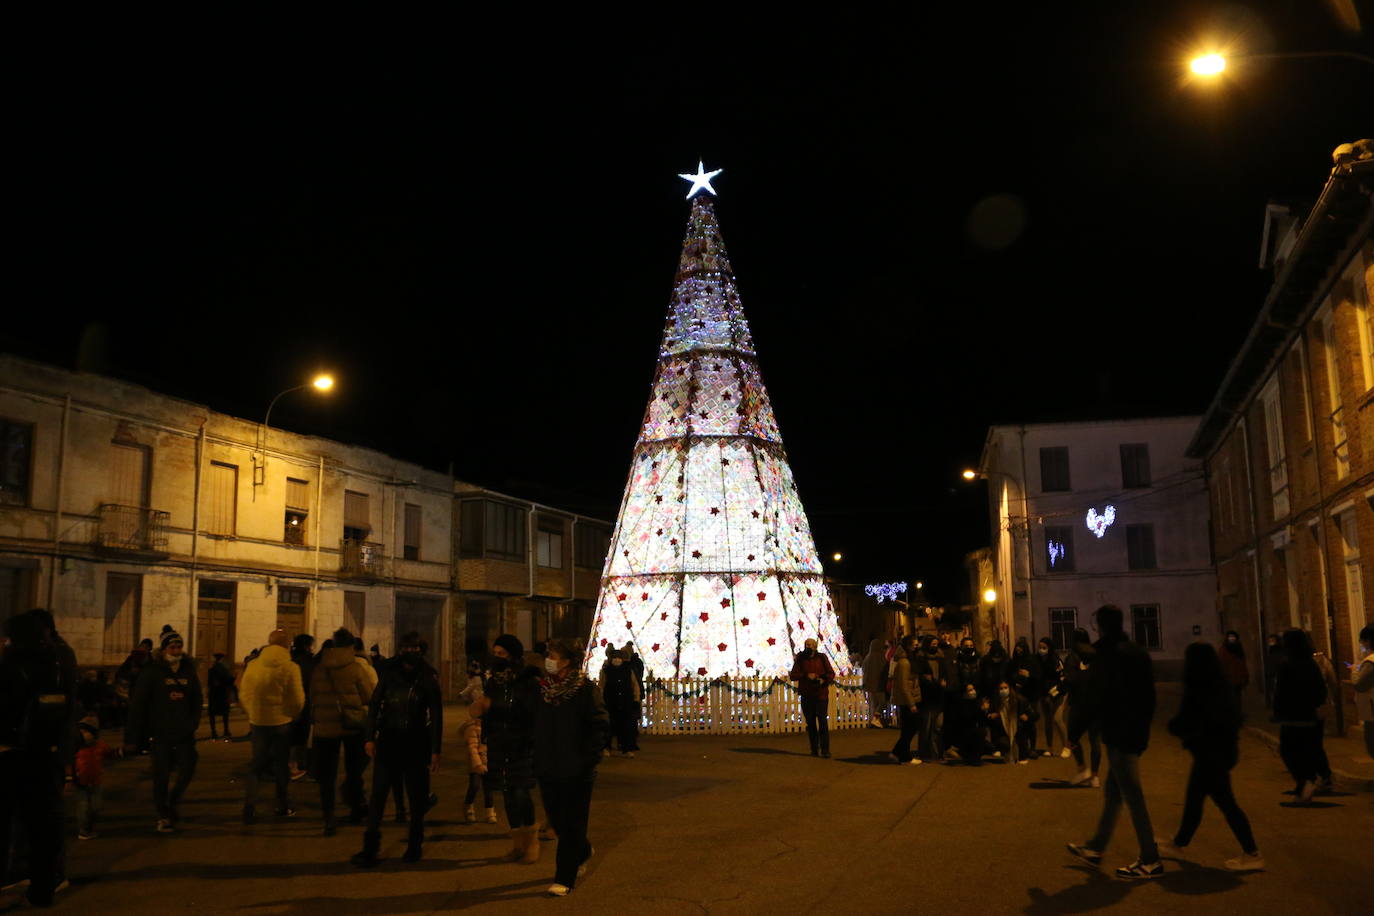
top-left (21, 700), bottom-right (1373, 915)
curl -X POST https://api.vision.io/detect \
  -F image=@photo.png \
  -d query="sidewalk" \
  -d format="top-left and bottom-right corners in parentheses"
top-left (1238, 693), bottom-right (1374, 791)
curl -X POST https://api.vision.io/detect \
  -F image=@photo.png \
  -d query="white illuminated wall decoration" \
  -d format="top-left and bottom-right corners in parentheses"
top-left (864, 582), bottom-right (908, 604)
top-left (1048, 540), bottom-right (1066, 568)
top-left (1085, 505), bottom-right (1117, 539)
top-left (583, 170), bottom-right (851, 681)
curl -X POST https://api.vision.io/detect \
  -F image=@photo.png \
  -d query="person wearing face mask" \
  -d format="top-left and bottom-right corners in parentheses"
top-left (350, 632), bottom-right (443, 867)
top-left (888, 635), bottom-right (923, 764)
top-left (978, 640), bottom-right (1009, 700)
top-left (914, 637), bottom-right (946, 763)
top-left (1263, 634), bottom-right (1283, 709)
top-left (1036, 637), bottom-right (1069, 758)
top-left (1218, 631), bottom-right (1248, 705)
top-left (861, 638), bottom-right (889, 728)
top-left (789, 638), bottom-right (837, 758)
top-left (994, 678), bottom-right (1037, 763)
top-left (1353, 625), bottom-right (1374, 760)
top-left (942, 681), bottom-right (986, 764)
top-left (534, 638), bottom-right (610, 897)
top-left (468, 633), bottom-right (541, 864)
top-left (954, 637), bottom-right (981, 695)
top-left (124, 629), bottom-right (202, 834)
top-left (1008, 640), bottom-right (1043, 757)
top-left (598, 649), bottom-right (642, 758)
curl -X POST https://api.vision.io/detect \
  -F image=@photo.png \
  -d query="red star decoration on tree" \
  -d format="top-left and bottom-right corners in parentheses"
top-left (710, 507), bottom-right (720, 515)
top-left (656, 528), bottom-right (663, 536)
top-left (751, 510), bottom-right (759, 519)
top-left (655, 495), bottom-right (663, 504)
top-left (741, 617), bottom-right (750, 626)
top-left (625, 621), bottom-right (632, 630)
top-left (691, 550), bottom-right (701, 558)
top-left (721, 458), bottom-right (730, 466)
top-left (600, 639), bottom-right (608, 647)
top-left (723, 390), bottom-right (732, 400)
top-left (747, 554), bottom-right (755, 561)
top-left (617, 593), bottom-right (627, 601)
top-left (745, 658), bottom-right (754, 668)
top-left (700, 612), bottom-right (709, 622)
top-left (623, 549), bottom-right (630, 557)
top-left (640, 592), bottom-right (649, 601)
top-left (798, 620), bottom-right (806, 630)
top-left (806, 589), bottom-right (813, 597)
top-left (670, 538), bottom-right (679, 545)
top-left (758, 591), bottom-right (768, 600)
top-left (767, 637), bottom-right (777, 646)
top-left (720, 598), bottom-right (731, 608)
top-left (717, 643), bottom-right (728, 652)
top-left (651, 643), bottom-right (660, 652)
top-left (661, 612), bottom-right (668, 621)
top-left (697, 667), bottom-right (707, 676)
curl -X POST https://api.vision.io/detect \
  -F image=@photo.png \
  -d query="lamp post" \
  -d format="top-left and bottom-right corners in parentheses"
top-left (254, 374), bottom-right (335, 490)
top-left (962, 467), bottom-right (1033, 649)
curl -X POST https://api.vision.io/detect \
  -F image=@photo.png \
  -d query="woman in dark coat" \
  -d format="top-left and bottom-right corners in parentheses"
top-left (469, 633), bottom-right (541, 863)
top-left (1272, 629), bottom-right (1327, 802)
top-left (1063, 628), bottom-right (1100, 786)
top-left (534, 638), bottom-right (609, 897)
top-left (1164, 642), bottom-right (1263, 872)
top-left (1036, 637), bottom-right (1068, 757)
top-left (207, 653), bottom-right (235, 740)
top-left (1218, 630), bottom-right (1249, 702)
top-left (978, 640), bottom-right (1009, 699)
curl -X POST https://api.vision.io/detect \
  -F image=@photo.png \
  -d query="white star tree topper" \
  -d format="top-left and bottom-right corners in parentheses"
top-left (678, 160), bottom-right (722, 199)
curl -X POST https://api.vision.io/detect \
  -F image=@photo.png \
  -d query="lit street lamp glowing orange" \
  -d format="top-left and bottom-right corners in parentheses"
top-left (982, 588), bottom-right (997, 604)
top-left (1190, 54), bottom-right (1226, 75)
top-left (312, 374), bottom-right (335, 391)
top-left (832, 552), bottom-right (843, 562)
top-left (962, 469), bottom-right (977, 480)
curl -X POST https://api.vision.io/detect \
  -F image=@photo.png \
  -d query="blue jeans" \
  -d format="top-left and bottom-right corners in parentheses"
top-left (1087, 745), bottom-right (1157, 863)
top-left (244, 724), bottom-right (292, 811)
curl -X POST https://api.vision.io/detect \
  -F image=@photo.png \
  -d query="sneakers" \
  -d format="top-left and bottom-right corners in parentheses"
top-left (991, 751), bottom-right (1002, 758)
top-left (1224, 852), bottom-right (1266, 873)
top-left (77, 831), bottom-right (96, 840)
top-left (464, 805), bottom-right (476, 823)
top-left (1060, 747), bottom-right (1072, 758)
top-left (1017, 759), bottom-right (1029, 766)
top-left (624, 751), bottom-right (636, 759)
top-left (1090, 776), bottom-right (1101, 788)
top-left (1298, 780), bottom-right (1318, 803)
top-left (906, 758), bottom-right (924, 766)
top-left (1069, 770), bottom-right (1093, 787)
top-left (1154, 837), bottom-right (1183, 859)
top-left (486, 808), bottom-right (499, 824)
top-left (1066, 843), bottom-right (1103, 867)
top-left (155, 818), bottom-right (174, 834)
top-left (547, 884), bottom-right (571, 897)
top-left (1115, 859), bottom-right (1164, 880)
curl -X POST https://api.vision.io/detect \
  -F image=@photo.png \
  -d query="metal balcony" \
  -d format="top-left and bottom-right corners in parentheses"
top-left (97, 504), bottom-right (170, 556)
top-left (340, 539), bottom-right (387, 580)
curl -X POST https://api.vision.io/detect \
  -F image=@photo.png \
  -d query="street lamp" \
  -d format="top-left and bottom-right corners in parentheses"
top-left (1187, 48), bottom-right (1374, 80)
top-left (255, 373), bottom-right (336, 488)
top-left (983, 588), bottom-right (997, 604)
top-left (915, 581), bottom-right (923, 590)
top-left (832, 552), bottom-right (843, 563)
top-left (962, 469), bottom-right (977, 480)
top-left (1190, 53), bottom-right (1225, 75)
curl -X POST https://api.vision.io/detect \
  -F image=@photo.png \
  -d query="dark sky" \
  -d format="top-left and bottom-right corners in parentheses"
top-left (7, 3), bottom-right (1373, 603)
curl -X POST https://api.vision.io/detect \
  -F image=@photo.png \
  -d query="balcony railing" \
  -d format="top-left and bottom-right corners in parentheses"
top-left (97, 504), bottom-right (170, 554)
top-left (340, 539), bottom-right (387, 579)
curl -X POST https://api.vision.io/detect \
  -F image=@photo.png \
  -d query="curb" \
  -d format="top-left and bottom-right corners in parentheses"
top-left (1244, 725), bottom-right (1374, 792)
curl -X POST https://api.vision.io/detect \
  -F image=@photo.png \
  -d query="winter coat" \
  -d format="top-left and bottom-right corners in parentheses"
top-left (1062, 647), bottom-right (1093, 705)
top-left (914, 652), bottom-right (946, 710)
top-left (459, 675), bottom-right (485, 706)
top-left (239, 645), bottom-right (305, 727)
top-left (993, 690), bottom-right (1038, 762)
top-left (207, 660), bottom-right (235, 715)
top-left (533, 673), bottom-right (610, 783)
top-left (889, 650), bottom-right (921, 708)
top-left (365, 656), bottom-right (443, 754)
top-left (1168, 680), bottom-right (1241, 767)
top-left (1272, 657), bottom-right (1326, 725)
top-left (1313, 653), bottom-right (1339, 723)
top-left (114, 648), bottom-right (149, 701)
top-left (789, 652), bottom-right (835, 701)
top-left (125, 651), bottom-right (202, 745)
top-left (599, 662), bottom-right (642, 709)
top-left (1354, 653), bottom-right (1374, 722)
top-left (458, 716), bottom-right (487, 773)
top-left (1218, 644), bottom-right (1248, 689)
top-left (309, 647), bottom-right (377, 740)
top-left (0, 641), bottom-right (75, 753)
top-left (1008, 648), bottom-right (1043, 702)
top-left (1067, 633), bottom-right (1155, 755)
top-left (1037, 651), bottom-right (1065, 700)
top-left (954, 647), bottom-right (981, 691)
top-left (73, 738), bottom-right (117, 787)
top-left (978, 646), bottom-right (1009, 698)
top-left (483, 664), bottom-right (540, 791)
top-left (861, 640), bottom-right (888, 693)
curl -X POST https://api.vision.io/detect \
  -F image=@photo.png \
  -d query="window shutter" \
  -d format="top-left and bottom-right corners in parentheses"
top-left (205, 462), bottom-right (238, 535)
top-left (344, 490), bottom-right (370, 533)
top-left (286, 478), bottom-right (311, 511)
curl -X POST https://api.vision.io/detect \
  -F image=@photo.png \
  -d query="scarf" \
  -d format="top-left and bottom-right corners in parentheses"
top-left (540, 671), bottom-right (588, 706)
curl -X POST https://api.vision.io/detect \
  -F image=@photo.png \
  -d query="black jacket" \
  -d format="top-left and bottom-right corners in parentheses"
top-left (533, 674), bottom-right (610, 783)
top-left (915, 652), bottom-right (946, 710)
top-left (207, 660), bottom-right (235, 714)
top-left (124, 652), bottom-right (202, 745)
top-left (1168, 681), bottom-right (1241, 764)
top-left (1272, 658), bottom-right (1326, 724)
top-left (954, 648), bottom-right (981, 691)
top-left (978, 648), bottom-right (1009, 698)
top-left (364, 656), bottom-right (443, 754)
top-left (1068, 633), bottom-right (1155, 755)
top-left (1008, 648), bottom-right (1042, 702)
top-left (484, 664), bottom-right (541, 789)
top-left (0, 642), bottom-right (76, 753)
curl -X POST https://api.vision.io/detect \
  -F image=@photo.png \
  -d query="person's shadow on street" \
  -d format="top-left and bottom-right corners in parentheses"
top-left (1025, 859), bottom-right (1245, 914)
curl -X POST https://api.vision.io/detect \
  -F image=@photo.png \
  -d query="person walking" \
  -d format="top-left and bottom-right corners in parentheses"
top-left (470, 634), bottom-right (541, 862)
top-left (1311, 645), bottom-right (1339, 791)
top-left (598, 649), bottom-right (641, 758)
top-left (1066, 605), bottom-right (1163, 880)
top-left (112, 639), bottom-right (153, 729)
top-left (1008, 639), bottom-right (1043, 758)
top-left (310, 627), bottom-right (377, 835)
top-left (1218, 631), bottom-right (1249, 706)
top-left (1162, 642), bottom-right (1264, 872)
top-left (70, 715), bottom-right (120, 840)
top-left (888, 636), bottom-right (922, 765)
top-left (1064, 628), bottom-right (1101, 787)
top-left (207, 653), bottom-right (235, 741)
top-left (789, 637), bottom-right (836, 758)
top-left (458, 660), bottom-right (497, 824)
top-left (124, 629), bottom-right (201, 834)
top-left (239, 629), bottom-right (305, 823)
top-left (861, 638), bottom-right (889, 728)
top-left (1263, 634), bottom-right (1283, 709)
top-left (1036, 637), bottom-right (1069, 758)
top-left (1271, 628), bottom-right (1326, 803)
top-left (351, 632), bottom-right (443, 866)
top-left (534, 638), bottom-right (610, 897)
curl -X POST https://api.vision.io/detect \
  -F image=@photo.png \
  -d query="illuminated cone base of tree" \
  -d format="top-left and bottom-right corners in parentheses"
top-left (586, 192), bottom-right (851, 681)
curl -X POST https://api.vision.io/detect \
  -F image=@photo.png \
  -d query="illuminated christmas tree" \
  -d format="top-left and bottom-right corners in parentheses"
top-left (585, 163), bottom-right (851, 681)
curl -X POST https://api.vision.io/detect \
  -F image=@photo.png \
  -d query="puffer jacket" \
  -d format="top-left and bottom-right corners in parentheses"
top-left (889, 649), bottom-right (921, 708)
top-left (459, 716), bottom-right (487, 773)
top-left (483, 664), bottom-right (540, 790)
top-left (309, 647), bottom-right (377, 739)
top-left (365, 656), bottom-right (443, 754)
top-left (239, 645), bottom-right (305, 727)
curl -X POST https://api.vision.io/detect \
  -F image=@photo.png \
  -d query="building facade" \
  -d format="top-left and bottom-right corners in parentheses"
top-left (1187, 143), bottom-right (1372, 723)
top-left (0, 356), bottom-right (611, 693)
top-left (978, 417), bottom-right (1216, 679)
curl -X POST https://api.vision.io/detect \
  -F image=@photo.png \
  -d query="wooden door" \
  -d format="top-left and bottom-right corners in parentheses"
top-left (196, 580), bottom-right (235, 661)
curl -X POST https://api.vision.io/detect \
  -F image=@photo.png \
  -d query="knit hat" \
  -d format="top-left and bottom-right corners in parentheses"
top-left (493, 633), bottom-right (524, 661)
top-left (78, 714), bottom-right (99, 735)
top-left (161, 629), bottom-right (183, 649)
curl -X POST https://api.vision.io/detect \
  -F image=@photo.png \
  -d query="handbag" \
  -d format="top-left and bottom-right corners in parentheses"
top-left (326, 663), bottom-right (368, 733)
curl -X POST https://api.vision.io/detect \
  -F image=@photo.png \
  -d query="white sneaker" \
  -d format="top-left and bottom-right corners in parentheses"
top-left (907, 758), bottom-right (924, 766)
top-left (155, 818), bottom-right (174, 834)
top-left (1224, 852), bottom-right (1265, 873)
top-left (1060, 747), bottom-right (1072, 758)
top-left (1090, 776), bottom-right (1101, 788)
top-left (991, 751), bottom-right (1002, 758)
top-left (1017, 759), bottom-right (1029, 765)
top-left (548, 883), bottom-right (571, 897)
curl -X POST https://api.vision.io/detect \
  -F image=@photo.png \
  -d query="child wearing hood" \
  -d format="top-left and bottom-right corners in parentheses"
top-left (70, 715), bottom-right (121, 839)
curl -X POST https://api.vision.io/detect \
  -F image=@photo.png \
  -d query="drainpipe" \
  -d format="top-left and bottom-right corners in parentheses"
top-left (313, 455), bottom-right (323, 634)
top-left (188, 417), bottom-right (205, 654)
top-left (1016, 426), bottom-right (1034, 648)
top-left (525, 503), bottom-right (536, 599)
top-left (1237, 417), bottom-right (1270, 674)
top-left (45, 395), bottom-right (70, 610)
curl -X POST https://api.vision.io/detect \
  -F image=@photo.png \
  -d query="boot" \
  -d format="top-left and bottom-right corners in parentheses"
top-left (517, 826), bottom-right (541, 865)
top-left (504, 828), bottom-right (527, 862)
top-left (485, 807), bottom-right (498, 824)
top-left (538, 824), bottom-right (557, 841)
top-left (464, 804), bottom-right (476, 823)
top-left (350, 829), bottom-right (381, 867)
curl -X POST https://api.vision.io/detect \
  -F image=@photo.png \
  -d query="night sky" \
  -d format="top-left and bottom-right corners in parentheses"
top-left (7, 4), bottom-right (1373, 603)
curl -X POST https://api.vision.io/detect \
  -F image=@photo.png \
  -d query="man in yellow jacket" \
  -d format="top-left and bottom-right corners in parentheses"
top-left (239, 629), bottom-right (305, 822)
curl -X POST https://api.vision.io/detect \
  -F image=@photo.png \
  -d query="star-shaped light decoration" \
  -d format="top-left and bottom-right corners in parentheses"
top-left (678, 160), bottom-right (722, 199)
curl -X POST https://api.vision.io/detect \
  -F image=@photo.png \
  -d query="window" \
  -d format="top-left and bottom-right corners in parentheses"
top-left (276, 586), bottom-right (308, 643)
top-left (1131, 604), bottom-right (1162, 650)
top-left (110, 441), bottom-right (150, 508)
top-left (1290, 346), bottom-right (1312, 441)
top-left (1120, 444), bottom-right (1151, 489)
top-left (284, 477), bottom-right (309, 545)
top-left (1044, 525), bottom-right (1075, 572)
top-left (0, 420), bottom-right (32, 506)
top-left (1049, 607), bottom-right (1077, 651)
top-left (483, 500), bottom-right (527, 561)
top-left (1349, 276), bottom-right (1374, 390)
top-left (1126, 524), bottom-right (1157, 570)
top-left (575, 525), bottom-right (612, 570)
top-left (1039, 447), bottom-right (1071, 492)
top-left (103, 573), bottom-right (142, 664)
top-left (1260, 377), bottom-right (1289, 517)
top-left (1336, 510), bottom-right (1364, 655)
top-left (1321, 311), bottom-right (1350, 479)
top-left (344, 490), bottom-right (370, 542)
top-left (537, 516), bottom-right (564, 569)
top-left (404, 503), bottom-right (422, 561)
top-left (204, 462), bottom-right (238, 536)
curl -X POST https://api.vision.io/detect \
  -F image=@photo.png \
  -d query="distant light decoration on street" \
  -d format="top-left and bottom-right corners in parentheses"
top-left (1086, 506), bottom-right (1116, 538)
top-left (1190, 53), bottom-right (1226, 75)
top-left (864, 582), bottom-right (907, 604)
top-left (982, 588), bottom-right (997, 604)
top-left (1048, 540), bottom-right (1065, 568)
top-left (678, 160), bottom-right (723, 199)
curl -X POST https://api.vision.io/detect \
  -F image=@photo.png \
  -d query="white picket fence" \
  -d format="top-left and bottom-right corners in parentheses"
top-left (640, 674), bottom-right (871, 735)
